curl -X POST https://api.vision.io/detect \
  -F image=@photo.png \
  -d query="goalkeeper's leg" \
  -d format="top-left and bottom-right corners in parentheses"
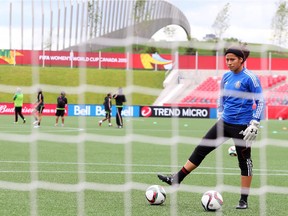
top-left (234, 137), bottom-right (253, 209)
top-left (158, 120), bottom-right (229, 185)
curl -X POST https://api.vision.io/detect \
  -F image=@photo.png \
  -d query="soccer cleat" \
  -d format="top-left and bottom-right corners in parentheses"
top-left (98, 121), bottom-right (102, 126)
top-left (157, 174), bottom-right (177, 186)
top-left (236, 200), bottom-right (248, 209)
top-left (33, 121), bottom-right (38, 125)
top-left (23, 119), bottom-right (26, 124)
top-left (61, 124), bottom-right (64, 127)
top-left (33, 125), bottom-right (40, 128)
top-left (108, 123), bottom-right (112, 127)
top-left (55, 124), bottom-right (58, 127)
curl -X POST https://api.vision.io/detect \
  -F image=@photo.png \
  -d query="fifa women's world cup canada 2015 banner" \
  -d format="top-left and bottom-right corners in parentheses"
top-left (2, 49), bottom-right (288, 70)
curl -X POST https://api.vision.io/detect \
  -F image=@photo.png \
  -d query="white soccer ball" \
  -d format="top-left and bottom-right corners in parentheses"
top-left (201, 190), bottom-right (223, 211)
top-left (228, 145), bottom-right (237, 157)
top-left (145, 185), bottom-right (166, 205)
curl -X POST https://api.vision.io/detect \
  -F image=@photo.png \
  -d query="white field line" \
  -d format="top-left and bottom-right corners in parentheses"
top-left (0, 170), bottom-right (287, 176)
top-left (0, 161), bottom-right (287, 174)
top-left (0, 180), bottom-right (287, 196)
top-left (0, 163), bottom-right (287, 194)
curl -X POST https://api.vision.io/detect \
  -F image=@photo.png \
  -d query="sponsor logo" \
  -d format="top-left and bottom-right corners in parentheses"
top-left (0, 104), bottom-right (34, 114)
top-left (0, 105), bottom-right (14, 113)
top-left (141, 106), bottom-right (152, 117)
top-left (182, 108), bottom-right (209, 117)
top-left (0, 103), bottom-right (60, 116)
top-left (154, 107), bottom-right (181, 117)
top-left (121, 106), bottom-right (134, 116)
top-left (234, 81), bottom-right (241, 89)
top-left (140, 53), bottom-right (172, 70)
top-left (68, 105), bottom-right (138, 117)
top-left (74, 105), bottom-right (91, 116)
top-left (140, 106), bottom-right (209, 118)
top-left (95, 105), bottom-right (134, 117)
top-left (0, 50), bottom-right (23, 64)
top-left (95, 106), bottom-right (106, 116)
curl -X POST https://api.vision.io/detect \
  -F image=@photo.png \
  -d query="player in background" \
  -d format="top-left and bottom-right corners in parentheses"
top-left (55, 91), bottom-right (68, 127)
top-left (113, 87), bottom-right (126, 128)
top-left (33, 88), bottom-right (45, 128)
top-left (99, 93), bottom-right (113, 127)
top-left (158, 45), bottom-right (265, 210)
top-left (13, 87), bottom-right (26, 124)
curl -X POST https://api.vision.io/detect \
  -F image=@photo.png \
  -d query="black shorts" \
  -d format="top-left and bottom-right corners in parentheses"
top-left (15, 106), bottom-right (22, 113)
top-left (189, 119), bottom-right (253, 176)
top-left (105, 110), bottom-right (111, 118)
top-left (56, 109), bottom-right (65, 117)
top-left (36, 105), bottom-right (45, 113)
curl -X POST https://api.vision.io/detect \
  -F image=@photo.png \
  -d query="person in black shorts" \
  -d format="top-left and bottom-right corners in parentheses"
top-left (113, 87), bottom-right (126, 128)
top-left (33, 88), bottom-right (44, 128)
top-left (99, 93), bottom-right (112, 127)
top-left (55, 91), bottom-right (68, 127)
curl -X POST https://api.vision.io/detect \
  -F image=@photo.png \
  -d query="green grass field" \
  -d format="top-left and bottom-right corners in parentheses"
top-left (0, 115), bottom-right (287, 216)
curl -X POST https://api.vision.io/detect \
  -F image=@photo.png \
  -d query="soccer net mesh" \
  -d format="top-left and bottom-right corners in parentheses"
top-left (1, 0), bottom-right (288, 216)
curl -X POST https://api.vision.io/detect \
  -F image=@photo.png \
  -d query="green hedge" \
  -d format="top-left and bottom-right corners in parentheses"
top-left (0, 66), bottom-right (165, 105)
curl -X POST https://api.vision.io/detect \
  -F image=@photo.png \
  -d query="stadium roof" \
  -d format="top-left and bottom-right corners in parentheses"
top-left (66, 0), bottom-right (191, 51)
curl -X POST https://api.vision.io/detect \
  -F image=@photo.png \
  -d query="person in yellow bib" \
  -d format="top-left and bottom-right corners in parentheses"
top-left (13, 87), bottom-right (26, 124)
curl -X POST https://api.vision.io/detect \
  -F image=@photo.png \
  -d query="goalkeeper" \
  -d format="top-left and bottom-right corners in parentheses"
top-left (158, 45), bottom-right (265, 210)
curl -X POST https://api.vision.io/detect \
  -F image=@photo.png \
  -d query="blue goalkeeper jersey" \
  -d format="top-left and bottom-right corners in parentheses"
top-left (218, 67), bottom-right (265, 125)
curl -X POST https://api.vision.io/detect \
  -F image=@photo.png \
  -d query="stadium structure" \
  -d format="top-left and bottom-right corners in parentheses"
top-left (68, 0), bottom-right (191, 51)
top-left (6, 0), bottom-right (191, 51)
top-left (4, 0), bottom-right (288, 119)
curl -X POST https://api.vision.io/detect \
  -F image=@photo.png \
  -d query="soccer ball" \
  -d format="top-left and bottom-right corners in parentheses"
top-left (228, 145), bottom-right (237, 157)
top-left (201, 190), bottom-right (223, 211)
top-left (145, 185), bottom-right (166, 205)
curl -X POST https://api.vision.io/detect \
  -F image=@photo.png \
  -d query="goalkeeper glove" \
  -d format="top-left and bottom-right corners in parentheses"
top-left (242, 120), bottom-right (260, 141)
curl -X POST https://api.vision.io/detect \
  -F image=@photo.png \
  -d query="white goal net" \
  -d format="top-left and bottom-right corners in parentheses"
top-left (0, 1), bottom-right (288, 216)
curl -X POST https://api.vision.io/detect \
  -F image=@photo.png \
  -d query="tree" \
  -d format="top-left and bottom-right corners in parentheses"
top-left (212, 3), bottom-right (230, 41)
top-left (163, 26), bottom-right (176, 40)
top-left (271, 1), bottom-right (288, 48)
top-left (133, 0), bottom-right (151, 51)
top-left (133, 0), bottom-right (150, 35)
top-left (145, 46), bottom-right (159, 54)
top-left (87, 0), bottom-right (101, 39)
top-left (223, 37), bottom-right (240, 43)
top-left (184, 47), bottom-right (196, 55)
top-left (43, 30), bottom-right (53, 50)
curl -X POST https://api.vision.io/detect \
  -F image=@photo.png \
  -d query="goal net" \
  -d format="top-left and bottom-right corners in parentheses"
top-left (0, 0), bottom-right (287, 216)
